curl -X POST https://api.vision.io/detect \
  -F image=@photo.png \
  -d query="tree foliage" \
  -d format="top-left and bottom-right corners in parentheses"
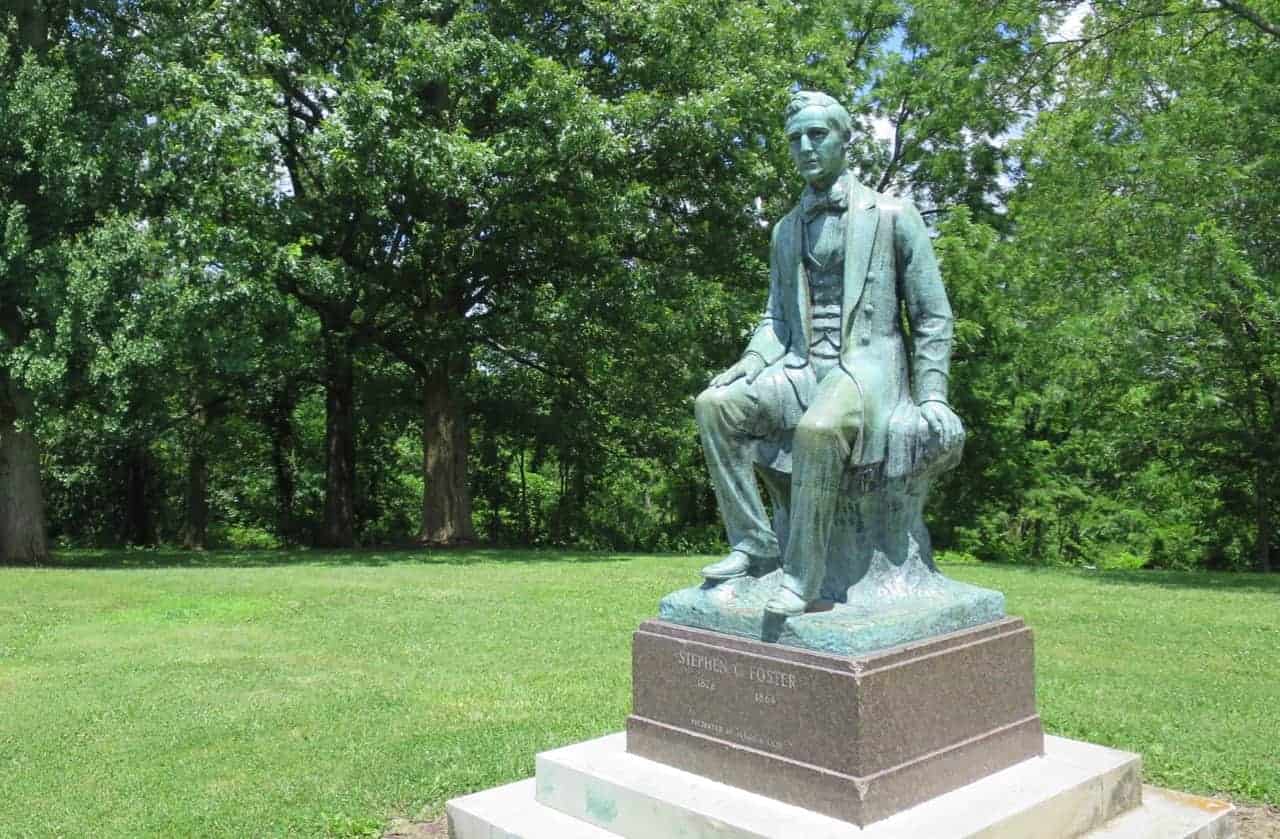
top-left (1, 0), bottom-right (1275, 570)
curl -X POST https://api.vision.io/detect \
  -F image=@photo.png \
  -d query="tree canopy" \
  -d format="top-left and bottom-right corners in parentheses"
top-left (2, 0), bottom-right (1276, 571)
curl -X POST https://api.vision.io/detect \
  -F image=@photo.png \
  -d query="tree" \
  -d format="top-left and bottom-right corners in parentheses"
top-left (1, 1), bottom-right (151, 562)
top-left (1004, 1), bottom-right (1279, 569)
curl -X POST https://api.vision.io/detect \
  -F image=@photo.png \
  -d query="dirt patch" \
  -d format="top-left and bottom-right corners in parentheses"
top-left (382, 816), bottom-right (448, 838)
top-left (1237, 804), bottom-right (1280, 839)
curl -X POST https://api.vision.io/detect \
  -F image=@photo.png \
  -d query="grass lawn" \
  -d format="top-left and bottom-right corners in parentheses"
top-left (1, 550), bottom-right (1277, 837)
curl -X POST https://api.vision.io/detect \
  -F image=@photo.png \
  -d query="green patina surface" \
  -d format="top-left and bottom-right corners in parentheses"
top-left (661, 566), bottom-right (1005, 655)
top-left (683, 89), bottom-right (978, 647)
top-left (583, 785), bottom-right (618, 824)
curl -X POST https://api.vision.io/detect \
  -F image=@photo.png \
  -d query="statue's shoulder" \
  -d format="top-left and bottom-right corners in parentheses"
top-left (870, 190), bottom-right (930, 240)
top-left (769, 206), bottom-right (802, 243)
top-left (871, 190), bottom-right (912, 218)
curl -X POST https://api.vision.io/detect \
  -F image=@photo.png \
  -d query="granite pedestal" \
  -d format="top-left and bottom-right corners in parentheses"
top-left (627, 617), bottom-right (1043, 825)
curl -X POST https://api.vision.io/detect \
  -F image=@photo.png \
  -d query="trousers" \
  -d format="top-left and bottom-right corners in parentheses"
top-left (694, 358), bottom-right (863, 600)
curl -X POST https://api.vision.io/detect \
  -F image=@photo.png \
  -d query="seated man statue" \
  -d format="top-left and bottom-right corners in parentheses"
top-left (692, 90), bottom-right (965, 620)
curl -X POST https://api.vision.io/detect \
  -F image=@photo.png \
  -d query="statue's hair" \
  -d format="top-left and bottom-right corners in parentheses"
top-left (784, 91), bottom-right (853, 140)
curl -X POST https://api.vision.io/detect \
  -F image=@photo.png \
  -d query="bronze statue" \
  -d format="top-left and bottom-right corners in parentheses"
top-left (660, 92), bottom-right (999, 653)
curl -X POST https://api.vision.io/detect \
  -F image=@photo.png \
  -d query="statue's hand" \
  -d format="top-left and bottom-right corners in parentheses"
top-left (710, 354), bottom-right (766, 388)
top-left (920, 401), bottom-right (965, 452)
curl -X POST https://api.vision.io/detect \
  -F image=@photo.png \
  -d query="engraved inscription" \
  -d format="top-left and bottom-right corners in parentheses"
top-left (748, 665), bottom-right (796, 689)
top-left (673, 647), bottom-right (800, 692)
top-left (690, 717), bottom-right (783, 751)
top-left (676, 650), bottom-right (741, 677)
top-left (659, 642), bottom-right (812, 753)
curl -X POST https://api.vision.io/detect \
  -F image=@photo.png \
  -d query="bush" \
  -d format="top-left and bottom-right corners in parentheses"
top-left (212, 524), bottom-right (282, 551)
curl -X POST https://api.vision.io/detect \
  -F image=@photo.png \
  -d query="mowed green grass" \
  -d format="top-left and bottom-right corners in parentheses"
top-left (1, 551), bottom-right (1277, 837)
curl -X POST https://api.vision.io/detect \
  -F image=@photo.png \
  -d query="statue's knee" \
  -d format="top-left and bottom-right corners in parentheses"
top-left (795, 412), bottom-right (858, 447)
top-left (695, 386), bottom-right (728, 424)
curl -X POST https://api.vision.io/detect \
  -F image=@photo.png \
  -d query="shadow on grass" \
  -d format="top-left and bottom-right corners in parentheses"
top-left (1085, 567), bottom-right (1280, 595)
top-left (963, 562), bottom-right (1280, 595)
top-left (36, 547), bottom-right (651, 570)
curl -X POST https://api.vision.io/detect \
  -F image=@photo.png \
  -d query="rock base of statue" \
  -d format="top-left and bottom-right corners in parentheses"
top-left (626, 617), bottom-right (1042, 825)
top-left (658, 560), bottom-right (1004, 656)
top-left (659, 441), bottom-right (1006, 657)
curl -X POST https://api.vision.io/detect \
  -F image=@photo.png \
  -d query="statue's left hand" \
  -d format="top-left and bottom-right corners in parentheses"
top-left (920, 401), bottom-right (965, 452)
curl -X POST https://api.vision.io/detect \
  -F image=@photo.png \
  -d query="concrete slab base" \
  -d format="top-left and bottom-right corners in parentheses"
top-left (447, 733), bottom-right (1235, 839)
top-left (1087, 787), bottom-right (1236, 839)
top-left (447, 779), bottom-right (616, 839)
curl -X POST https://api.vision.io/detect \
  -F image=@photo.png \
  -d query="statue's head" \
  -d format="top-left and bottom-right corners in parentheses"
top-left (783, 91), bottom-right (852, 190)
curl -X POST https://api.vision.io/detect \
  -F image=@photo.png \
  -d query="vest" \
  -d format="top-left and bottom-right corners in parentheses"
top-left (803, 209), bottom-right (845, 380)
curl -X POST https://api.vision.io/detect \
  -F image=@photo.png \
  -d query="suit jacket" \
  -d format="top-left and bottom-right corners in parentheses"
top-left (743, 175), bottom-right (954, 468)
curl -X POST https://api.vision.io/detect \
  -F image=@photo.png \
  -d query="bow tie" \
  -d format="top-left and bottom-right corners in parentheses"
top-left (801, 184), bottom-right (848, 220)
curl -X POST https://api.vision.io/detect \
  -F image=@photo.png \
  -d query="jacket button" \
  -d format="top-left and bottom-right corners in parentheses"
top-left (864, 304), bottom-right (875, 316)
top-left (860, 336), bottom-right (871, 345)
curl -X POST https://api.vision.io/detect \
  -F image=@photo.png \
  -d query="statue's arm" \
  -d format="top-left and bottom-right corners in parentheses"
top-left (896, 200), bottom-right (953, 405)
top-left (742, 219), bottom-right (790, 365)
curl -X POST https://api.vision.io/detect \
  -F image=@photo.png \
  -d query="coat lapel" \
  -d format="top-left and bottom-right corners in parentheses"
top-left (843, 180), bottom-right (879, 321)
top-left (778, 209), bottom-right (808, 360)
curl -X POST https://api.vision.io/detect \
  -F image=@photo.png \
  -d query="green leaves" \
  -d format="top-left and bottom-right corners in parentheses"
top-left (990, 0), bottom-right (1280, 568)
top-left (1, 0), bottom-right (1273, 564)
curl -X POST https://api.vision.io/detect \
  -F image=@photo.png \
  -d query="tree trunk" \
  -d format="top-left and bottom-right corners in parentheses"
top-left (12, 0), bottom-right (49, 59)
top-left (518, 446), bottom-right (530, 544)
top-left (182, 446), bottom-right (209, 550)
top-left (181, 403), bottom-right (210, 550)
top-left (420, 356), bottom-right (475, 545)
top-left (123, 445), bottom-right (155, 546)
top-left (1259, 475), bottom-right (1272, 573)
top-left (319, 330), bottom-right (356, 547)
top-left (265, 388), bottom-right (299, 544)
top-left (0, 371), bottom-right (49, 565)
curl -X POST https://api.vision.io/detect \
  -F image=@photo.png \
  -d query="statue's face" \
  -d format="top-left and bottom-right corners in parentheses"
top-left (785, 106), bottom-right (848, 190)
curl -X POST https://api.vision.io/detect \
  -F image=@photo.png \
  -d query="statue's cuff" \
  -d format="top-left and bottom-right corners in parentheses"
top-left (913, 368), bottom-right (950, 404)
top-left (742, 350), bottom-right (767, 366)
top-left (917, 395), bottom-right (949, 408)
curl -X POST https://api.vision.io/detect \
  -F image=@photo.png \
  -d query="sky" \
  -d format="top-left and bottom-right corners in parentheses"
top-left (865, 3), bottom-right (1093, 152)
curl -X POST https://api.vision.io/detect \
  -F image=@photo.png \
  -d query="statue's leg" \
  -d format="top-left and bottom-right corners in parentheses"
top-left (771, 371), bottom-right (863, 613)
top-left (757, 466), bottom-right (792, 559)
top-left (694, 373), bottom-right (788, 573)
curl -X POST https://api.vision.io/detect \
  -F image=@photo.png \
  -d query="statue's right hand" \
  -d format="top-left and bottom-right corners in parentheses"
top-left (710, 355), bottom-right (766, 388)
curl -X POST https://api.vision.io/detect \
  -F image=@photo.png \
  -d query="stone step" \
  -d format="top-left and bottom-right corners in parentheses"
top-left (535, 732), bottom-right (1141, 838)
top-left (448, 734), bottom-right (1234, 839)
top-left (1082, 786), bottom-right (1235, 839)
top-left (447, 778), bottom-right (618, 839)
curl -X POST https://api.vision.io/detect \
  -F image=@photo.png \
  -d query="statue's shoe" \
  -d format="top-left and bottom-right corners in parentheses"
top-left (701, 550), bottom-right (779, 580)
top-left (763, 585), bottom-right (808, 617)
top-left (701, 550), bottom-right (751, 580)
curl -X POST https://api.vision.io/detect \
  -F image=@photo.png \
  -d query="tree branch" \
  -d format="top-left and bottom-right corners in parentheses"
top-left (876, 97), bottom-right (912, 192)
top-left (0, 303), bottom-right (28, 347)
top-left (1210, 0), bottom-right (1280, 37)
top-left (846, 4), bottom-right (888, 70)
top-left (478, 334), bottom-right (595, 393)
top-left (273, 268), bottom-right (329, 315)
